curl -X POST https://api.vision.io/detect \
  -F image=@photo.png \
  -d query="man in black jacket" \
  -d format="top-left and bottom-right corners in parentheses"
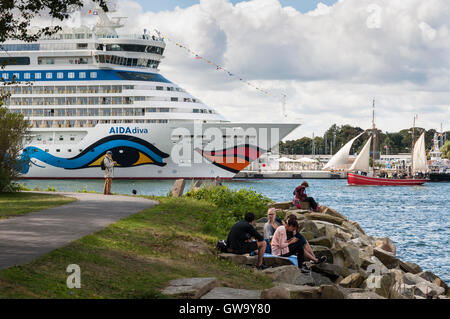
top-left (226, 212), bottom-right (268, 270)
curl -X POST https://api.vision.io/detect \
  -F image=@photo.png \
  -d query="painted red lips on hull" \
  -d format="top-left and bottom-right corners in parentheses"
top-left (347, 173), bottom-right (428, 186)
top-left (195, 145), bottom-right (263, 174)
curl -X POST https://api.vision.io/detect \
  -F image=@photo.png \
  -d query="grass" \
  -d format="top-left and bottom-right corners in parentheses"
top-left (0, 192), bottom-right (77, 219)
top-left (0, 196), bottom-right (273, 298)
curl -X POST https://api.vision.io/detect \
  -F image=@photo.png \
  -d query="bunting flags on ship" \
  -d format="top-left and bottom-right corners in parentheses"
top-left (155, 29), bottom-right (285, 100)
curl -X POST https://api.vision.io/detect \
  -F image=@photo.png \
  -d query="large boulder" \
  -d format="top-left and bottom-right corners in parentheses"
top-left (402, 273), bottom-right (446, 298)
top-left (321, 206), bottom-right (348, 221)
top-left (311, 263), bottom-right (343, 280)
top-left (219, 253), bottom-right (257, 266)
top-left (262, 265), bottom-right (300, 283)
top-left (201, 287), bottom-right (261, 299)
top-left (399, 260), bottom-right (423, 274)
top-left (320, 285), bottom-right (346, 299)
top-left (311, 245), bottom-right (334, 264)
top-left (346, 291), bottom-right (386, 299)
top-left (362, 272), bottom-right (396, 298)
top-left (375, 237), bottom-right (396, 255)
top-left (263, 256), bottom-right (296, 267)
top-left (260, 286), bottom-right (291, 299)
top-left (162, 277), bottom-right (218, 299)
top-left (276, 284), bottom-right (321, 299)
top-left (308, 236), bottom-right (333, 248)
top-left (305, 213), bottom-right (345, 226)
top-left (373, 247), bottom-right (399, 269)
top-left (417, 271), bottom-right (449, 294)
top-left (269, 202), bottom-right (293, 210)
top-left (339, 273), bottom-right (365, 288)
top-left (170, 179), bottom-right (186, 197)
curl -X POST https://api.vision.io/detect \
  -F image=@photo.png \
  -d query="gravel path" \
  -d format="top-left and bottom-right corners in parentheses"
top-left (0, 192), bottom-right (157, 270)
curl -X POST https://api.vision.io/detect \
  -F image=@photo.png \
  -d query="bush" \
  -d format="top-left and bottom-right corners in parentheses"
top-left (185, 185), bottom-right (273, 237)
top-left (0, 106), bottom-right (30, 192)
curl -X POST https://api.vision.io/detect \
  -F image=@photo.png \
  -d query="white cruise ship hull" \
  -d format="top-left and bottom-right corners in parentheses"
top-left (20, 122), bottom-right (298, 179)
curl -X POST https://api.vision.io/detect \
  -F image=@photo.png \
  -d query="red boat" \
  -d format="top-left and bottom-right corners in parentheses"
top-left (347, 173), bottom-right (428, 186)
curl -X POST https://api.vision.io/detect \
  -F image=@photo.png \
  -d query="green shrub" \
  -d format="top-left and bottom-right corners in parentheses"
top-left (185, 185), bottom-right (272, 238)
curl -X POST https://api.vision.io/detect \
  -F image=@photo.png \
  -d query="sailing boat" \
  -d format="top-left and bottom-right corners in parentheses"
top-left (347, 111), bottom-right (429, 185)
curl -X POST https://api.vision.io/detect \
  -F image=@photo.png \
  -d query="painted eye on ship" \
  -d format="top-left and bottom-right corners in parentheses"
top-left (89, 146), bottom-right (158, 168)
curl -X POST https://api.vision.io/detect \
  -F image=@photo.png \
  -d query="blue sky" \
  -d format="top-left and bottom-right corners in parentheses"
top-left (133, 0), bottom-right (338, 13)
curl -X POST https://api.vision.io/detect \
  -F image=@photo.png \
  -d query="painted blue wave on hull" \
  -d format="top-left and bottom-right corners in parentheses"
top-left (20, 139), bottom-right (168, 174)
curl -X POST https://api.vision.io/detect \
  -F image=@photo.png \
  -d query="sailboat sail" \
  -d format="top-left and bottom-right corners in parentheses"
top-left (412, 132), bottom-right (427, 172)
top-left (349, 136), bottom-right (372, 172)
top-left (323, 132), bottom-right (364, 170)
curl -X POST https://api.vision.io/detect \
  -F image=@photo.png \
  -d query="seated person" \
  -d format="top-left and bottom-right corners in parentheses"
top-left (293, 181), bottom-right (321, 212)
top-left (226, 212), bottom-right (268, 270)
top-left (285, 214), bottom-right (327, 267)
top-left (263, 208), bottom-right (283, 253)
top-left (271, 219), bottom-right (311, 273)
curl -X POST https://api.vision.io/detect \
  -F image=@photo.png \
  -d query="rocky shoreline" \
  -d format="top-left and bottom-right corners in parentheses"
top-left (162, 202), bottom-right (449, 299)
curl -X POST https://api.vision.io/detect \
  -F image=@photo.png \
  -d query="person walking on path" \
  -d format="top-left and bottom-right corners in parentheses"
top-left (103, 151), bottom-right (117, 195)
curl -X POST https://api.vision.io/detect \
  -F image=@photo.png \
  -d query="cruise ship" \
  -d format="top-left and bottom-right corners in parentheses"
top-left (0, 9), bottom-right (299, 179)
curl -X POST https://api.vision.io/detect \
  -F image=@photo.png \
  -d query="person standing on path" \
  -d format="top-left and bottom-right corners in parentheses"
top-left (103, 151), bottom-right (117, 195)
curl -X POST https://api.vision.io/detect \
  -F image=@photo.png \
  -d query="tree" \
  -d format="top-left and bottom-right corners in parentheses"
top-left (441, 140), bottom-right (450, 159)
top-left (0, 0), bottom-right (108, 43)
top-left (0, 0), bottom-right (108, 191)
top-left (0, 106), bottom-right (30, 191)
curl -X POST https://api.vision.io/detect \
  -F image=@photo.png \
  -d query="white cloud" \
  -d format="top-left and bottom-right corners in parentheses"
top-left (39, 0), bottom-right (450, 140)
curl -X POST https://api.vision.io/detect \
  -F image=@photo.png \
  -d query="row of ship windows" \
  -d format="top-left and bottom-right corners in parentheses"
top-left (1, 71), bottom-right (97, 80)
top-left (7, 96), bottom-right (201, 105)
top-left (1, 55), bottom-right (159, 69)
top-left (0, 43), bottom-right (164, 55)
top-left (0, 84), bottom-right (183, 95)
top-left (11, 107), bottom-right (214, 116)
top-left (30, 119), bottom-right (168, 128)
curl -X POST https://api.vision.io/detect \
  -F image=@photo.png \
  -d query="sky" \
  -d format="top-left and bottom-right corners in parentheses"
top-left (55, 0), bottom-right (450, 140)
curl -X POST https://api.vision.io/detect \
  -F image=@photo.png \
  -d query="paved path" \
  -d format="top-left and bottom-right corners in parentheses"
top-left (0, 192), bottom-right (157, 270)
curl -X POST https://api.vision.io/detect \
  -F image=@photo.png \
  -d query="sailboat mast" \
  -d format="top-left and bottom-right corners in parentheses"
top-left (372, 99), bottom-right (376, 175)
top-left (411, 114), bottom-right (417, 176)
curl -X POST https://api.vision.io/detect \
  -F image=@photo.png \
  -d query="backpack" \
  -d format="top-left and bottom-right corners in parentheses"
top-left (216, 240), bottom-right (228, 253)
top-left (100, 158), bottom-right (106, 170)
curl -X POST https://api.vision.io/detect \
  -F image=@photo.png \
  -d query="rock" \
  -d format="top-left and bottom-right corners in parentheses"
top-left (399, 260), bottom-right (423, 274)
top-left (349, 221), bottom-right (366, 235)
top-left (170, 179), bottom-right (186, 197)
top-left (276, 284), bottom-right (321, 299)
top-left (162, 277), bottom-right (218, 299)
top-left (311, 245), bottom-right (334, 264)
top-left (362, 272), bottom-right (395, 298)
top-left (269, 202), bottom-right (293, 210)
top-left (417, 271), bottom-right (449, 294)
top-left (219, 253), bottom-right (257, 266)
top-left (321, 206), bottom-right (348, 221)
top-left (305, 213), bottom-right (345, 226)
top-left (300, 231), bottom-right (316, 241)
top-left (311, 263), bottom-right (343, 280)
top-left (402, 273), bottom-right (445, 297)
top-left (260, 286), bottom-right (291, 299)
top-left (346, 291), bottom-right (386, 299)
top-left (332, 242), bottom-right (361, 270)
top-left (308, 236), bottom-right (333, 248)
top-left (284, 209), bottom-right (309, 216)
top-left (373, 247), bottom-right (399, 269)
top-left (339, 273), bottom-right (365, 288)
top-left (341, 221), bottom-right (364, 237)
top-left (320, 285), bottom-right (345, 299)
top-left (201, 287), bottom-right (261, 299)
top-left (332, 250), bottom-right (345, 269)
top-left (375, 237), bottom-right (396, 255)
top-left (293, 272), bottom-right (316, 286)
top-left (303, 220), bottom-right (351, 239)
top-left (262, 265), bottom-right (300, 283)
top-left (263, 256), bottom-right (296, 267)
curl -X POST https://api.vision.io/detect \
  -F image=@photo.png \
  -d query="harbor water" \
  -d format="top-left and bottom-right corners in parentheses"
top-left (21, 178), bottom-right (450, 284)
